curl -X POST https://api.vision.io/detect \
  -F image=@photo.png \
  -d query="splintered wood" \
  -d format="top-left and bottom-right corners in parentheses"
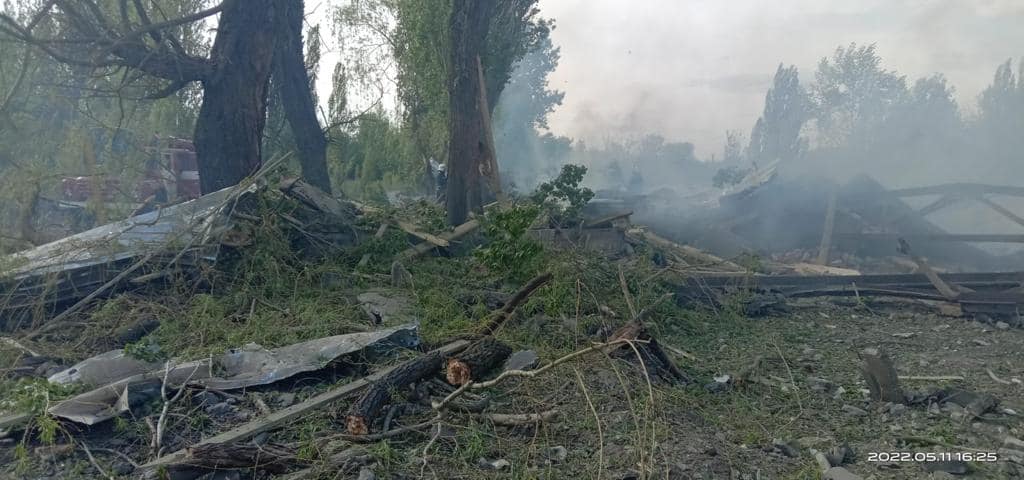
top-left (446, 337), bottom-right (513, 386)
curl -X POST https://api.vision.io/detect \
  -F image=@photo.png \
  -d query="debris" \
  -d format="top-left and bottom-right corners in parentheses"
top-left (477, 458), bottom-right (510, 471)
top-left (544, 445), bottom-right (568, 463)
top-left (47, 324), bottom-right (420, 425)
top-left (358, 291), bottom-right (418, 325)
top-left (826, 444), bottom-right (855, 466)
top-left (891, 332), bottom-right (915, 338)
top-left (502, 350), bottom-right (539, 372)
top-left (841, 405), bottom-right (868, 417)
top-left (398, 218), bottom-right (480, 260)
top-left (390, 261), bottom-right (413, 288)
top-left (357, 466), bottom-right (377, 480)
top-left (396, 220), bottom-right (450, 247)
top-left (922, 460), bottom-right (969, 475)
top-left (859, 347), bottom-right (905, 404)
top-left (138, 340), bottom-right (469, 475)
top-left (823, 466), bottom-right (863, 480)
top-left (771, 439), bottom-right (799, 458)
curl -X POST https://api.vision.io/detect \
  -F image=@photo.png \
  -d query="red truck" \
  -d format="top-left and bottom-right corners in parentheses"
top-left (60, 137), bottom-right (201, 207)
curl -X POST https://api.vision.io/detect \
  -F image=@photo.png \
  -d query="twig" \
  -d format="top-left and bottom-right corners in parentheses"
top-left (987, 369), bottom-right (1013, 385)
top-left (90, 447), bottom-right (141, 468)
top-left (574, 367), bottom-right (604, 480)
top-left (153, 361), bottom-right (201, 459)
top-left (619, 266), bottom-right (637, 319)
top-left (472, 410), bottom-right (559, 425)
top-left (80, 440), bottom-right (112, 479)
top-left (899, 375), bottom-right (965, 382)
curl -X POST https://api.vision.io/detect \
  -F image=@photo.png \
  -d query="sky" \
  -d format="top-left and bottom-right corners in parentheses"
top-left (537, 0), bottom-right (1024, 158)
top-left (309, 0), bottom-right (1024, 159)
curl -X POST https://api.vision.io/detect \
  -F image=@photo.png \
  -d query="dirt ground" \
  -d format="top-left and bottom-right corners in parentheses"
top-left (2, 266), bottom-right (1023, 480)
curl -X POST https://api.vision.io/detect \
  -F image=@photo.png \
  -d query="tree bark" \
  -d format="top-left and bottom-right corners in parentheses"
top-left (446, 0), bottom-right (495, 225)
top-left (273, 0), bottom-right (332, 194)
top-left (194, 0), bottom-right (278, 194)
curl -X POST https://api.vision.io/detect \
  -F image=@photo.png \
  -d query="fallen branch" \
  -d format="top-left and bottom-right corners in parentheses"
top-left (478, 272), bottom-right (553, 335)
top-left (473, 410), bottom-right (559, 426)
top-left (346, 352), bottom-right (444, 435)
top-left (398, 218), bottom-right (480, 260)
top-left (397, 221), bottom-right (449, 247)
top-left (80, 441), bottom-right (112, 479)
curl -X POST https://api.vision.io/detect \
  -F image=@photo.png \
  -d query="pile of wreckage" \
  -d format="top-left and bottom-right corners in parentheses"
top-left (0, 168), bottom-right (693, 479)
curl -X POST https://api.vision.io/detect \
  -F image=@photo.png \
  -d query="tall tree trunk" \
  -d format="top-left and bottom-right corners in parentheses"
top-left (273, 0), bottom-right (332, 194)
top-left (194, 0), bottom-right (278, 194)
top-left (446, 0), bottom-right (495, 225)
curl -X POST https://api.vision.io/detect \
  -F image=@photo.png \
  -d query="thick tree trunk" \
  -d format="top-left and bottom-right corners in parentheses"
top-left (446, 0), bottom-right (495, 225)
top-left (274, 0), bottom-right (332, 194)
top-left (194, 0), bottom-right (278, 194)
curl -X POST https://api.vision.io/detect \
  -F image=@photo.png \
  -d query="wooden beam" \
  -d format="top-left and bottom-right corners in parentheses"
top-left (396, 221), bottom-right (450, 248)
top-left (137, 341), bottom-right (469, 474)
top-left (397, 218), bottom-right (481, 260)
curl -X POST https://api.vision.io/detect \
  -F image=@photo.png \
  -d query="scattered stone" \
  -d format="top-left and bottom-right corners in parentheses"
top-left (823, 466), bottom-right (863, 480)
top-left (544, 446), bottom-right (568, 463)
top-left (923, 461), bottom-right (969, 475)
top-left (842, 404), bottom-right (868, 417)
top-left (996, 321), bottom-right (1010, 330)
top-left (206, 402), bottom-right (235, 417)
top-left (1005, 437), bottom-right (1024, 450)
top-left (357, 467), bottom-right (377, 480)
top-left (826, 444), bottom-right (855, 466)
top-left (892, 332), bottom-right (915, 338)
top-left (390, 261), bottom-right (413, 288)
top-left (859, 347), bottom-right (904, 404)
top-left (771, 439), bottom-right (799, 458)
top-left (277, 392), bottom-right (296, 408)
top-left (477, 458), bottom-right (510, 471)
top-left (192, 390), bottom-right (220, 407)
top-left (888, 403), bottom-right (907, 417)
top-left (973, 339), bottom-right (991, 346)
top-left (503, 350), bottom-right (539, 372)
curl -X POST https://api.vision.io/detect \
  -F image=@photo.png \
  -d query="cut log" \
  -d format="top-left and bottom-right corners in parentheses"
top-left (860, 347), bottom-right (905, 404)
top-left (446, 337), bottom-right (513, 385)
top-left (345, 351), bottom-right (444, 435)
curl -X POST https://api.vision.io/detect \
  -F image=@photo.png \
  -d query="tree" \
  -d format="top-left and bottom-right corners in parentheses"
top-left (445, 0), bottom-right (495, 225)
top-left (1, 0), bottom-right (331, 194)
top-left (810, 43), bottom-right (907, 148)
top-left (747, 64), bottom-right (808, 164)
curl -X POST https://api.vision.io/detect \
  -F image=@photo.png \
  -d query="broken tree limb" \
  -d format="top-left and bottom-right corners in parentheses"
top-left (604, 319), bottom-right (689, 383)
top-left (142, 443), bottom-right (303, 480)
top-left (398, 218), bottom-right (481, 260)
top-left (137, 340), bottom-right (469, 475)
top-left (346, 351), bottom-right (445, 435)
top-left (860, 347), bottom-right (905, 404)
top-left (478, 272), bottom-right (553, 335)
top-left (446, 337), bottom-right (513, 385)
top-left (396, 220), bottom-right (450, 247)
top-left (473, 410), bottom-right (560, 426)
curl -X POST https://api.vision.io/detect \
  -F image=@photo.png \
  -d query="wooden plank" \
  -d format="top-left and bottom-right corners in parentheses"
top-left (816, 191), bottom-right (837, 265)
top-left (138, 340), bottom-right (469, 473)
top-left (583, 210), bottom-right (633, 229)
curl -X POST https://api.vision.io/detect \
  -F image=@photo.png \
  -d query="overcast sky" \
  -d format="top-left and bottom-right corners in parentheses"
top-left (309, 1), bottom-right (1024, 159)
top-left (537, 0), bottom-right (1024, 158)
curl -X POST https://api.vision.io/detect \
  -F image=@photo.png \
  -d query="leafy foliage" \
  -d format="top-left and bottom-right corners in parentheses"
top-left (530, 164), bottom-right (594, 224)
top-left (474, 203), bottom-right (543, 281)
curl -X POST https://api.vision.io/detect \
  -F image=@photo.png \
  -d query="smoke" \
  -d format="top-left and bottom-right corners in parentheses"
top-left (537, 0), bottom-right (1024, 158)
